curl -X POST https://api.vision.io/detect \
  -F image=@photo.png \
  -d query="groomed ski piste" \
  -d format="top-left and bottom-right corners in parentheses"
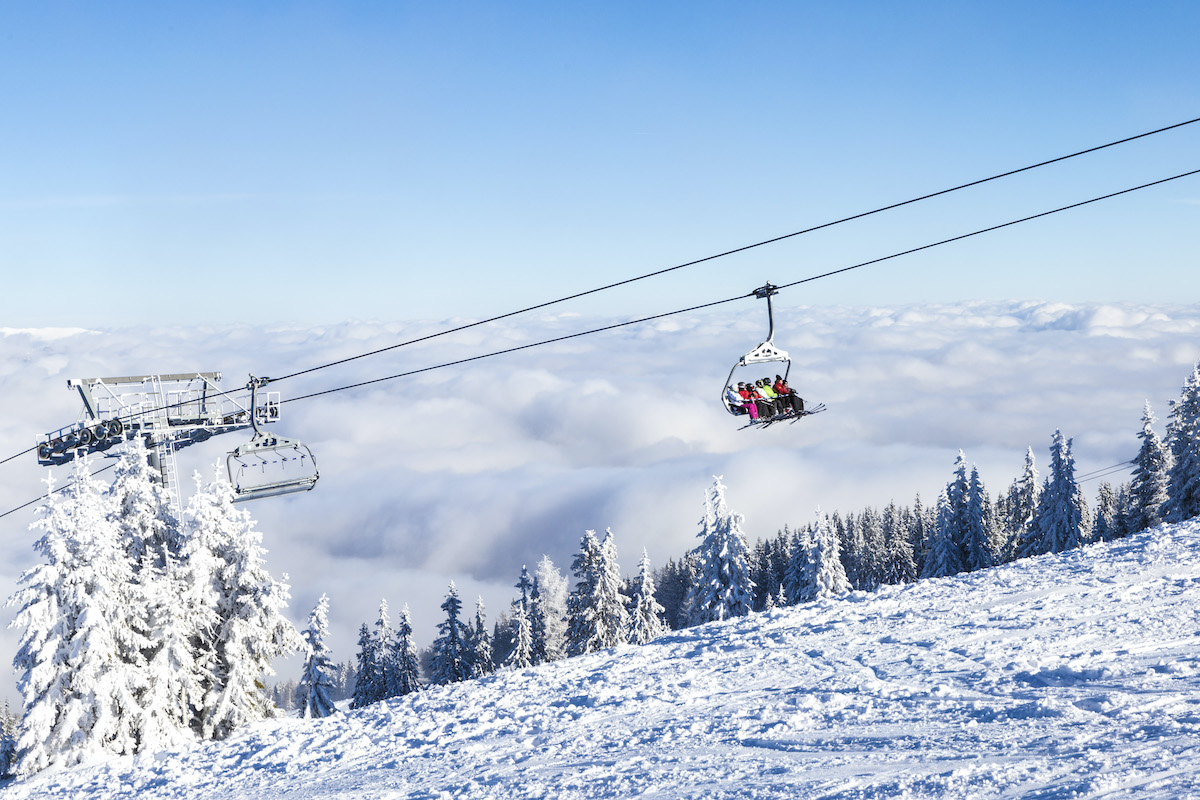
top-left (6, 521), bottom-right (1200, 800)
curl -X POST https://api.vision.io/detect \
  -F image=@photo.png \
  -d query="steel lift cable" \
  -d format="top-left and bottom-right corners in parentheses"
top-left (775, 167), bottom-right (1200, 292)
top-left (0, 163), bottom-right (1196, 514)
top-left (280, 166), bottom-right (1200, 405)
top-left (268, 116), bottom-right (1200, 385)
top-left (2, 121), bottom-right (1197, 473)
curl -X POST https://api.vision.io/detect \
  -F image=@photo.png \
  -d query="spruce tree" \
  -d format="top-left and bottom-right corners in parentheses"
top-left (506, 603), bottom-right (535, 669)
top-left (858, 507), bottom-right (885, 590)
top-left (964, 466), bottom-right (998, 572)
top-left (587, 529), bottom-right (630, 650)
top-left (1009, 448), bottom-right (1042, 560)
top-left (946, 451), bottom-right (972, 569)
top-left (688, 477), bottom-right (755, 624)
top-left (466, 598), bottom-right (493, 678)
top-left (628, 549), bottom-right (666, 644)
top-left (506, 567), bottom-right (536, 668)
top-left (769, 529), bottom-right (792, 603)
top-left (185, 470), bottom-right (300, 740)
top-left (796, 513), bottom-right (854, 599)
top-left (922, 489), bottom-right (963, 578)
top-left (839, 512), bottom-right (865, 590)
top-left (350, 623), bottom-right (379, 709)
top-left (529, 579), bottom-right (547, 665)
top-left (108, 438), bottom-right (198, 748)
top-left (1029, 430), bottom-right (1091, 555)
top-left (1130, 401), bottom-right (1171, 531)
top-left (373, 600), bottom-right (399, 699)
top-left (785, 525), bottom-right (819, 603)
top-left (391, 605), bottom-right (422, 695)
top-left (1092, 482), bottom-right (1118, 542)
top-left (533, 556), bottom-right (568, 662)
top-left (9, 460), bottom-right (146, 775)
top-left (1164, 363), bottom-right (1200, 523)
top-left (430, 582), bottom-right (471, 684)
top-left (566, 531), bottom-right (602, 656)
top-left (908, 494), bottom-right (929, 576)
top-left (298, 594), bottom-right (337, 719)
top-left (881, 501), bottom-right (917, 585)
top-left (0, 701), bottom-right (16, 778)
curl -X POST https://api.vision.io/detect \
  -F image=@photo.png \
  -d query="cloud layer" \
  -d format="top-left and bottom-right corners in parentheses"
top-left (1, 300), bottom-right (1198, 685)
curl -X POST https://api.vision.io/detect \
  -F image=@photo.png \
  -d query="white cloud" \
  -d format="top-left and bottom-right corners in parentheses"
top-left (0, 300), bottom-right (1198, 699)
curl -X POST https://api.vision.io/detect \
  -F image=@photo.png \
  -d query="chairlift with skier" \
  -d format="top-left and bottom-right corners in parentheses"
top-left (721, 283), bottom-right (825, 428)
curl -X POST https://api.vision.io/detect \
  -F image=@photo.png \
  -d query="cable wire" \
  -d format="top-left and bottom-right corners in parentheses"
top-left (1077, 461), bottom-right (1136, 483)
top-left (282, 295), bottom-right (746, 404)
top-left (282, 167), bottom-right (1200, 403)
top-left (3, 119), bottom-right (1197, 472)
top-left (777, 168), bottom-right (1200, 291)
top-left (269, 116), bottom-right (1200, 385)
top-left (0, 162), bottom-right (1196, 519)
top-left (0, 464), bottom-right (115, 521)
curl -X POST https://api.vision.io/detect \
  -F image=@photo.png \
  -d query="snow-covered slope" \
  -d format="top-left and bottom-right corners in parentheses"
top-left (7, 522), bottom-right (1200, 800)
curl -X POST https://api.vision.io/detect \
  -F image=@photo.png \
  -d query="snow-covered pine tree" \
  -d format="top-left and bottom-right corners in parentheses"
top-left (881, 501), bottom-right (917, 586)
top-left (350, 623), bottom-right (380, 709)
top-left (506, 567), bottom-right (536, 668)
top-left (391, 605), bottom-right (422, 695)
top-left (104, 438), bottom-right (202, 753)
top-left (1164, 363), bottom-right (1200, 524)
top-left (1029, 430), bottom-right (1091, 555)
top-left (333, 661), bottom-right (356, 702)
top-left (514, 565), bottom-right (533, 617)
top-left (465, 598), bottom-right (493, 678)
top-left (430, 582), bottom-right (472, 684)
top-left (566, 530), bottom-right (602, 656)
top-left (1008, 448), bottom-right (1041, 560)
top-left (533, 556), bottom-right (567, 662)
top-left (749, 539), bottom-right (770, 611)
top-left (964, 466), bottom-right (998, 572)
top-left (506, 602), bottom-right (534, 669)
top-left (185, 470), bottom-right (301, 740)
top-left (297, 594), bottom-right (337, 719)
top-left (1092, 482), bottom-right (1118, 542)
top-left (907, 495), bottom-right (929, 576)
top-left (584, 529), bottom-right (630, 651)
top-left (1111, 482), bottom-right (1134, 539)
top-left (0, 701), bottom-right (16, 778)
top-left (490, 614), bottom-right (514, 667)
top-left (945, 451), bottom-right (972, 570)
top-left (858, 507), bottom-right (885, 590)
top-left (688, 477), bottom-right (756, 624)
top-left (651, 556), bottom-right (693, 630)
top-left (810, 510), bottom-right (851, 599)
top-left (838, 512), bottom-right (865, 590)
top-left (528, 578), bottom-right (547, 665)
top-left (628, 549), bottom-right (666, 644)
top-left (769, 529), bottom-right (792, 603)
top-left (9, 460), bottom-right (144, 775)
top-left (373, 600), bottom-right (399, 699)
top-left (921, 488), bottom-right (964, 579)
top-left (1130, 401), bottom-right (1172, 532)
top-left (784, 525), bottom-right (817, 603)
top-left (104, 435), bottom-right (198, 749)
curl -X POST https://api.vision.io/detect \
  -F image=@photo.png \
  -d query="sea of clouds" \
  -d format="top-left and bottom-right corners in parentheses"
top-left (1, 300), bottom-right (1198, 690)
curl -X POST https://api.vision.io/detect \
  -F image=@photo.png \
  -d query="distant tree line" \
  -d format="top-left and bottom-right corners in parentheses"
top-left (341, 361), bottom-right (1200, 711)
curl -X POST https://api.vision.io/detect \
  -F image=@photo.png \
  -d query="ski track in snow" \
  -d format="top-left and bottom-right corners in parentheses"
top-left (6, 522), bottom-right (1200, 799)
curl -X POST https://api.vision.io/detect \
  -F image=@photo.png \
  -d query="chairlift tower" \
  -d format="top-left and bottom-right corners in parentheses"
top-left (38, 372), bottom-right (318, 508)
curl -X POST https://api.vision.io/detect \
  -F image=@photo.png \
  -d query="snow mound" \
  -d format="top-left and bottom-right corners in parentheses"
top-left (7, 521), bottom-right (1200, 799)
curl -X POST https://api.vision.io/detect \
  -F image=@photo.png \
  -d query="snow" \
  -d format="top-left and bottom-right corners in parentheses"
top-left (7, 521), bottom-right (1200, 798)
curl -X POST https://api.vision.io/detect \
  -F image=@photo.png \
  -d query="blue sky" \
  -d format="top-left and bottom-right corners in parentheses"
top-left (2, 2), bottom-right (1198, 328)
